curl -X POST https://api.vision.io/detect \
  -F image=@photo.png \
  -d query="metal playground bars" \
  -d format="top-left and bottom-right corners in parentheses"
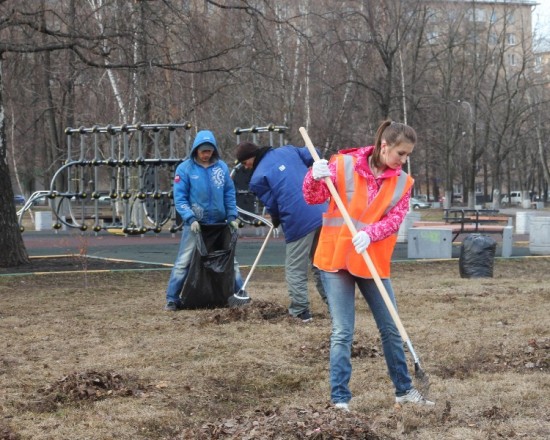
top-left (17, 122), bottom-right (287, 237)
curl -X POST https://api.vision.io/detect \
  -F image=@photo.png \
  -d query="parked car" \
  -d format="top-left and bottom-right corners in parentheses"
top-left (501, 191), bottom-right (522, 205)
top-left (439, 194), bottom-right (464, 205)
top-left (98, 195), bottom-right (113, 204)
top-left (31, 194), bottom-right (48, 206)
top-left (13, 195), bottom-right (26, 205)
top-left (414, 194), bottom-right (430, 203)
top-left (411, 197), bottom-right (431, 209)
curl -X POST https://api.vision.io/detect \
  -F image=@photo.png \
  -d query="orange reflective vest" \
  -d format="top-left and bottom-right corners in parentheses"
top-left (314, 153), bottom-right (413, 278)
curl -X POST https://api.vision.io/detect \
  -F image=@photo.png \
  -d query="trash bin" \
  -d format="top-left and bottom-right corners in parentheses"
top-left (529, 217), bottom-right (550, 255)
top-left (459, 234), bottom-right (497, 278)
top-left (35, 211), bottom-right (52, 231)
top-left (516, 211), bottom-right (534, 234)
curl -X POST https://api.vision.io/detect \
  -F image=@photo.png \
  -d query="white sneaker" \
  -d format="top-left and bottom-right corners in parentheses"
top-left (395, 388), bottom-right (435, 406)
top-left (334, 402), bottom-right (350, 412)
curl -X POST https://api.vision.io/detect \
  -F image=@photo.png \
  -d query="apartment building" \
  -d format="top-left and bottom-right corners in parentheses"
top-left (415, 0), bottom-right (545, 204)
top-left (424, 0), bottom-right (536, 68)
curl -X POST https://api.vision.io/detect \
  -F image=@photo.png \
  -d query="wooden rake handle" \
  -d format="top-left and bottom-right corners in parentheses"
top-left (299, 127), bottom-right (411, 343)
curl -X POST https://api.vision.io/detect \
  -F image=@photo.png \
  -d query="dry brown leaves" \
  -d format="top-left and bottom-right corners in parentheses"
top-left (199, 300), bottom-right (289, 325)
top-left (180, 406), bottom-right (389, 440)
top-left (0, 424), bottom-right (20, 440)
top-left (435, 337), bottom-right (550, 379)
top-left (21, 370), bottom-right (147, 413)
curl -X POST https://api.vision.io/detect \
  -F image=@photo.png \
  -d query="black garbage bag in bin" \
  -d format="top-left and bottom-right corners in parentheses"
top-left (179, 224), bottom-right (237, 309)
top-left (459, 234), bottom-right (497, 278)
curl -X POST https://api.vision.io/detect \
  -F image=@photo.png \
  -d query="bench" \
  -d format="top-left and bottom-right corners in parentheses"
top-left (437, 209), bottom-right (512, 240)
top-left (411, 209), bottom-right (514, 257)
top-left (416, 209), bottom-right (512, 232)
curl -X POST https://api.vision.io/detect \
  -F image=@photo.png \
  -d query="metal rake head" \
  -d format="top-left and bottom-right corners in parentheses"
top-left (414, 362), bottom-right (431, 396)
top-left (227, 291), bottom-right (251, 309)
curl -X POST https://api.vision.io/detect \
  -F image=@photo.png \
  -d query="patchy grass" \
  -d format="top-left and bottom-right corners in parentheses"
top-left (0, 259), bottom-right (549, 439)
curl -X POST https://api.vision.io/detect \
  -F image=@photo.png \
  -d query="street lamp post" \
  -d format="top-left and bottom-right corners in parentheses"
top-left (440, 99), bottom-right (463, 210)
top-left (458, 100), bottom-right (476, 209)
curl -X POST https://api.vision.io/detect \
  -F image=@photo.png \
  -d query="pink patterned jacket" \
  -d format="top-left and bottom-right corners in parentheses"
top-left (302, 146), bottom-right (411, 242)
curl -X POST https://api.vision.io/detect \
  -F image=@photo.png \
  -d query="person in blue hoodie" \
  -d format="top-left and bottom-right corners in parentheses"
top-left (165, 130), bottom-right (247, 311)
top-left (234, 141), bottom-right (328, 322)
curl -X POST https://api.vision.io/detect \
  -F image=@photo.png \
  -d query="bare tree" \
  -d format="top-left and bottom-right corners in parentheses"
top-left (0, 56), bottom-right (29, 266)
top-left (2, 0), bottom-right (548, 268)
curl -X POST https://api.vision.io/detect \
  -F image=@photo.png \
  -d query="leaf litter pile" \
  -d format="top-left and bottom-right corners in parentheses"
top-left (0, 259), bottom-right (549, 439)
top-left (22, 370), bottom-right (148, 413)
top-left (182, 406), bottom-right (385, 440)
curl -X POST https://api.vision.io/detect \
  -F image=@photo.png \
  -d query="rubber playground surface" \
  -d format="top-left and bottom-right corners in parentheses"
top-left (14, 228), bottom-right (287, 273)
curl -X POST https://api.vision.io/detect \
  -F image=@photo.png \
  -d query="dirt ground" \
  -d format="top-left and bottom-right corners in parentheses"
top-left (0, 256), bottom-right (549, 439)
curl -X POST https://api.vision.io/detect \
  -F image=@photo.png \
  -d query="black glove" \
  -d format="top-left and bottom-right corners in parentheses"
top-left (271, 217), bottom-right (280, 228)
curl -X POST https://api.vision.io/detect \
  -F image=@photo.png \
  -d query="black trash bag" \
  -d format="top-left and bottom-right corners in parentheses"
top-left (459, 234), bottom-right (497, 278)
top-left (179, 224), bottom-right (237, 309)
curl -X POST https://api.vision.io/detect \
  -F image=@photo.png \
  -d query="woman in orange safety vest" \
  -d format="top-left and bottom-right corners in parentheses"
top-left (303, 120), bottom-right (435, 411)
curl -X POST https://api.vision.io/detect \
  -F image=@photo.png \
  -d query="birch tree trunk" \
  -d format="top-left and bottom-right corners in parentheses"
top-left (88, 0), bottom-right (129, 122)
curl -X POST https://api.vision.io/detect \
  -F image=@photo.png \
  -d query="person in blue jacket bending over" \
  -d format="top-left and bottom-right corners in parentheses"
top-left (165, 130), bottom-right (247, 311)
top-left (234, 141), bottom-right (328, 322)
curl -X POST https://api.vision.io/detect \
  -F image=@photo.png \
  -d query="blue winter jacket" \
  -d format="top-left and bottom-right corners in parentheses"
top-left (173, 130), bottom-right (237, 225)
top-left (249, 146), bottom-right (328, 243)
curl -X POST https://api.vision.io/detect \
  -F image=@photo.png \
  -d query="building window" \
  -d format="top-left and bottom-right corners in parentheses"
top-left (507, 53), bottom-right (516, 66)
top-left (467, 8), bottom-right (486, 22)
top-left (488, 33), bottom-right (498, 45)
top-left (447, 9), bottom-right (460, 22)
top-left (427, 7), bottom-right (439, 23)
top-left (427, 31), bottom-right (439, 44)
top-left (468, 31), bottom-right (480, 44)
top-left (476, 8), bottom-right (486, 23)
top-left (506, 12), bottom-right (515, 25)
top-left (489, 10), bottom-right (498, 24)
top-left (506, 33), bottom-right (516, 45)
top-left (534, 55), bottom-right (542, 72)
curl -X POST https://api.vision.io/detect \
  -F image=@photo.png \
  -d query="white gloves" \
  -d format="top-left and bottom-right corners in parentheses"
top-left (312, 159), bottom-right (331, 181)
top-left (229, 220), bottom-right (239, 230)
top-left (190, 221), bottom-right (201, 233)
top-left (352, 231), bottom-right (371, 254)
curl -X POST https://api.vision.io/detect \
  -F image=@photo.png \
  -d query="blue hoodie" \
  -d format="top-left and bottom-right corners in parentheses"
top-left (173, 130), bottom-right (237, 225)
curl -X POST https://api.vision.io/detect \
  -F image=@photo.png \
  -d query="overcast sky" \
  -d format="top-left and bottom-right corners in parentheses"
top-left (532, 0), bottom-right (550, 37)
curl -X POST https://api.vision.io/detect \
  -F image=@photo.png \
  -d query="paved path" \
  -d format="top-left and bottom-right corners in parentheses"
top-left (20, 204), bottom-right (549, 266)
top-left (22, 229), bottom-right (287, 267)
top-left (22, 224), bottom-right (537, 268)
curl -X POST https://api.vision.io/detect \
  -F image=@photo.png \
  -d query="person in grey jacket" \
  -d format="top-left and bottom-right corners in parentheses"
top-left (235, 141), bottom-right (328, 322)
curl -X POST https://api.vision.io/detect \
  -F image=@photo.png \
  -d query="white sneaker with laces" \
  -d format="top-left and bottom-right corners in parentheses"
top-left (395, 388), bottom-right (435, 406)
top-left (334, 402), bottom-right (350, 412)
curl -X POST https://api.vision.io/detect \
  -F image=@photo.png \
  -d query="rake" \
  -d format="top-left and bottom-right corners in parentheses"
top-left (227, 208), bottom-right (274, 308)
top-left (299, 127), bottom-right (429, 393)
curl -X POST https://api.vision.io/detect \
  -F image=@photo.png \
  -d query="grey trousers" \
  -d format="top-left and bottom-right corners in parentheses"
top-left (286, 228), bottom-right (327, 316)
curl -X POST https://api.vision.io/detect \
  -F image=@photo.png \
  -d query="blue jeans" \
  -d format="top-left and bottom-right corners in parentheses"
top-left (165, 225), bottom-right (244, 305)
top-left (321, 270), bottom-right (412, 404)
